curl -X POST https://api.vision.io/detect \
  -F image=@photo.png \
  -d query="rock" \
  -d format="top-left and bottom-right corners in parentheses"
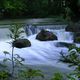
top-left (74, 32), bottom-right (80, 37)
top-left (55, 42), bottom-right (75, 48)
top-left (74, 37), bottom-right (80, 43)
top-left (66, 23), bottom-right (80, 32)
top-left (12, 39), bottom-right (31, 48)
top-left (36, 29), bottom-right (57, 41)
top-left (66, 23), bottom-right (80, 42)
top-left (74, 32), bottom-right (80, 43)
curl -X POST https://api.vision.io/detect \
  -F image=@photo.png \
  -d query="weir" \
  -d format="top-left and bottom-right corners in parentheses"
top-left (0, 24), bottom-right (69, 41)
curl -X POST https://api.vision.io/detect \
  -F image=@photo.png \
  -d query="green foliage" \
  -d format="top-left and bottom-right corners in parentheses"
top-left (0, 24), bottom-right (25, 80)
top-left (3, 51), bottom-right (10, 55)
top-left (66, 70), bottom-right (80, 80)
top-left (67, 74), bottom-right (76, 80)
top-left (0, 0), bottom-right (66, 18)
top-left (69, 45), bottom-right (80, 53)
top-left (51, 72), bottom-right (63, 80)
top-left (13, 54), bottom-right (25, 67)
top-left (1, 48), bottom-right (25, 80)
top-left (9, 24), bottom-right (24, 40)
top-left (19, 68), bottom-right (44, 80)
top-left (2, 0), bottom-right (27, 18)
top-left (0, 0), bottom-right (79, 19)
top-left (3, 51), bottom-right (25, 67)
top-left (0, 71), bottom-right (10, 80)
top-left (3, 0), bottom-right (26, 10)
top-left (64, 0), bottom-right (80, 22)
top-left (59, 45), bottom-right (80, 79)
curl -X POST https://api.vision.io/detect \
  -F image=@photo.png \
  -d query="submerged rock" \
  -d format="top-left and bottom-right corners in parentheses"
top-left (12, 39), bottom-right (31, 48)
top-left (36, 29), bottom-right (57, 41)
top-left (55, 42), bottom-right (75, 48)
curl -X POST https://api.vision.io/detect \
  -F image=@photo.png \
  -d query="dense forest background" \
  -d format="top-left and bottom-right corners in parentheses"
top-left (0, 0), bottom-right (80, 21)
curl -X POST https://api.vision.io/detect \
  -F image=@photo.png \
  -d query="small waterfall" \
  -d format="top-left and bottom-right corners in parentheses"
top-left (57, 31), bottom-right (74, 42)
top-left (26, 25), bottom-right (33, 35)
top-left (24, 24), bottom-right (73, 42)
top-left (0, 24), bottom-right (73, 42)
top-left (25, 24), bottom-right (67, 36)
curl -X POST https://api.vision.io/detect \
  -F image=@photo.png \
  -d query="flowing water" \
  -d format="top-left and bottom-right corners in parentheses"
top-left (0, 24), bottom-right (75, 80)
top-left (0, 24), bottom-right (73, 65)
top-left (25, 24), bottom-right (73, 42)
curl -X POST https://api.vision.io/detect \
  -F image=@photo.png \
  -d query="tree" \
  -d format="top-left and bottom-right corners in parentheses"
top-left (59, 45), bottom-right (80, 79)
top-left (0, 0), bottom-right (27, 18)
top-left (64, 0), bottom-right (80, 22)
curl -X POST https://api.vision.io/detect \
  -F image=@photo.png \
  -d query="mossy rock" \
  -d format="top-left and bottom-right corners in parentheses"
top-left (36, 29), bottom-right (57, 41)
top-left (12, 39), bottom-right (31, 48)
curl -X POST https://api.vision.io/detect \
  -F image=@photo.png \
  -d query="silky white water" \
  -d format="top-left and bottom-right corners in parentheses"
top-left (0, 25), bottom-right (74, 70)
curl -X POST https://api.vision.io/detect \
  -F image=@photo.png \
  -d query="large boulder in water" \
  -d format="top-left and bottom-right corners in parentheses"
top-left (36, 29), bottom-right (57, 41)
top-left (12, 39), bottom-right (31, 48)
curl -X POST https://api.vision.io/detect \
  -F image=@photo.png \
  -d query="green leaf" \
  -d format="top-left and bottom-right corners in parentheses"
top-left (3, 58), bottom-right (11, 63)
top-left (18, 30), bottom-right (25, 34)
top-left (51, 72), bottom-right (63, 80)
top-left (19, 69), bottom-right (44, 79)
top-left (3, 51), bottom-right (10, 55)
top-left (67, 74), bottom-right (76, 80)
top-left (0, 71), bottom-right (10, 79)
